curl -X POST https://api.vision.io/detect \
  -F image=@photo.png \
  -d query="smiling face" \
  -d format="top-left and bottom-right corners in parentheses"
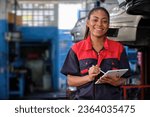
top-left (86, 10), bottom-right (109, 38)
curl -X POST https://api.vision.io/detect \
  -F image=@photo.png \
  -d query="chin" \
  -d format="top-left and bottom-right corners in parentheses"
top-left (94, 33), bottom-right (106, 38)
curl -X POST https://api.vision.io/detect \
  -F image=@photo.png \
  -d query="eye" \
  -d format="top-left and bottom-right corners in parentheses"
top-left (102, 19), bottom-right (108, 24)
top-left (91, 18), bottom-right (98, 22)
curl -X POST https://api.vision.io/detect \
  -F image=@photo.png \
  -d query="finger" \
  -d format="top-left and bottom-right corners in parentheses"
top-left (89, 65), bottom-right (95, 71)
top-left (95, 66), bottom-right (100, 72)
top-left (116, 74), bottom-right (120, 78)
top-left (95, 65), bottom-right (99, 69)
top-left (94, 69), bottom-right (99, 74)
top-left (91, 73), bottom-right (99, 78)
top-left (99, 78), bottom-right (108, 84)
top-left (110, 77), bottom-right (120, 81)
top-left (89, 65), bottom-right (94, 70)
top-left (89, 67), bottom-right (93, 70)
top-left (100, 77), bottom-right (112, 83)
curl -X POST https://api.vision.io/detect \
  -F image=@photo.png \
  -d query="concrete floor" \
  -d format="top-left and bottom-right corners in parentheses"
top-left (10, 91), bottom-right (67, 100)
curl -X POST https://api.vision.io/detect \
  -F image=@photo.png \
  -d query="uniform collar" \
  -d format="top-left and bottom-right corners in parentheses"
top-left (84, 36), bottom-right (109, 51)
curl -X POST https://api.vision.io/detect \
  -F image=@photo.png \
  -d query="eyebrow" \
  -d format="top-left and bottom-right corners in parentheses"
top-left (91, 16), bottom-right (108, 20)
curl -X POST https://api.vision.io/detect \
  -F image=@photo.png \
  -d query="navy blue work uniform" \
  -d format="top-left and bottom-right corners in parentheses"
top-left (61, 36), bottom-right (131, 100)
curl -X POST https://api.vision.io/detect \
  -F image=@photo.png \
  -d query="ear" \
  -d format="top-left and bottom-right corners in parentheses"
top-left (86, 20), bottom-right (90, 27)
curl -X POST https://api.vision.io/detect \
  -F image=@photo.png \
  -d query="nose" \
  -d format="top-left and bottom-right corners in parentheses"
top-left (96, 20), bottom-right (102, 26)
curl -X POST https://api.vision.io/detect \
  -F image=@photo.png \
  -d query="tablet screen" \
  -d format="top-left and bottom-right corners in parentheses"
top-left (95, 69), bottom-right (128, 84)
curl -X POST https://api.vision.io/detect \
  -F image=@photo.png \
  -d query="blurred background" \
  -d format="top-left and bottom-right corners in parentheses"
top-left (0, 0), bottom-right (150, 100)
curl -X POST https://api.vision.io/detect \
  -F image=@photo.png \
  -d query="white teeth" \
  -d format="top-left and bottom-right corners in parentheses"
top-left (96, 28), bottom-right (102, 31)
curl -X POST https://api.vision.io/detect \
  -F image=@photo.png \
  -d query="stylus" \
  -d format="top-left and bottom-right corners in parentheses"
top-left (100, 69), bottom-right (105, 74)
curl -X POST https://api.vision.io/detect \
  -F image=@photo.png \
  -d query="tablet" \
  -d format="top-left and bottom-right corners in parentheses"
top-left (95, 69), bottom-right (128, 84)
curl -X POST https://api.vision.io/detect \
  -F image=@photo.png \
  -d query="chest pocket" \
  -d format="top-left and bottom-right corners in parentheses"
top-left (100, 58), bottom-right (120, 72)
top-left (79, 59), bottom-right (97, 71)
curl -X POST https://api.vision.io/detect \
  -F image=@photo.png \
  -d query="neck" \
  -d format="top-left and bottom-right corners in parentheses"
top-left (90, 36), bottom-right (106, 53)
top-left (91, 35), bottom-right (106, 45)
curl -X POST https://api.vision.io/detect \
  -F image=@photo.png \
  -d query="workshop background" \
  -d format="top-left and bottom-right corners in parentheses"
top-left (0, 0), bottom-right (150, 100)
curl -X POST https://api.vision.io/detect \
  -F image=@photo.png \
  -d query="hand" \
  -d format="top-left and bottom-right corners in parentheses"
top-left (88, 65), bottom-right (100, 81)
top-left (99, 76), bottom-right (125, 86)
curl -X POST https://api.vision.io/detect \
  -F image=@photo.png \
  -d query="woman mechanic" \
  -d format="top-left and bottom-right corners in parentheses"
top-left (61, 7), bottom-right (131, 100)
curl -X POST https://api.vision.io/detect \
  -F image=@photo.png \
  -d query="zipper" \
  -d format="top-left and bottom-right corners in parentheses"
top-left (93, 52), bottom-right (100, 99)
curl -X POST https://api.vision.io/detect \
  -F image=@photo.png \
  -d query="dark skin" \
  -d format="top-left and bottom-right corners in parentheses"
top-left (67, 9), bottom-right (126, 87)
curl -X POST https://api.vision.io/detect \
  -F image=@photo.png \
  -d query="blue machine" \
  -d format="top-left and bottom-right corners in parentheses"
top-left (0, 20), bottom-right (9, 99)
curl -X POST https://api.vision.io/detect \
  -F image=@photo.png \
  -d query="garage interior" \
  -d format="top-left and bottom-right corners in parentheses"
top-left (0, 0), bottom-right (150, 100)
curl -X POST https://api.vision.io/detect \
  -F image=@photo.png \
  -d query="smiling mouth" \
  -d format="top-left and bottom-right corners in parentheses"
top-left (96, 28), bottom-right (103, 31)
top-left (94, 28), bottom-right (104, 33)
